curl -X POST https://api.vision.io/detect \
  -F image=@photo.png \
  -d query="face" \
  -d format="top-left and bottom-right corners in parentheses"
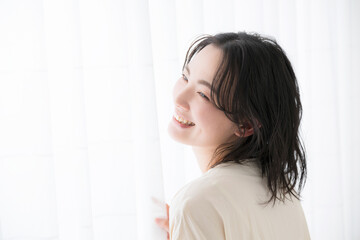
top-left (167, 44), bottom-right (240, 148)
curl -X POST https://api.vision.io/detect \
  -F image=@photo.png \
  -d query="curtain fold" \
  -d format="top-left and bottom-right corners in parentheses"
top-left (0, 0), bottom-right (359, 239)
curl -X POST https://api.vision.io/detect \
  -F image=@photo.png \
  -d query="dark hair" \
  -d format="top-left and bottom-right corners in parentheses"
top-left (182, 31), bottom-right (307, 206)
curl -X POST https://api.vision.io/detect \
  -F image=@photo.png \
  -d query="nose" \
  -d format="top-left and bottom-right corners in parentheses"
top-left (173, 78), bottom-right (191, 111)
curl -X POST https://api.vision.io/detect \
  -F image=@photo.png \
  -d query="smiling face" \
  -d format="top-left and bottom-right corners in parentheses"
top-left (167, 44), bottom-right (240, 149)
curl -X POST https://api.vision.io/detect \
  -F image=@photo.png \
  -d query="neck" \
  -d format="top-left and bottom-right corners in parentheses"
top-left (191, 145), bottom-right (217, 173)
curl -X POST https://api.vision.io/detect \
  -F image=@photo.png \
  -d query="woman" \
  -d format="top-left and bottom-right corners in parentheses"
top-left (155, 31), bottom-right (311, 240)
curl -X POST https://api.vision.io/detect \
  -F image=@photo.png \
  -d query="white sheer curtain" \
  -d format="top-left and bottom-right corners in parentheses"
top-left (0, 0), bottom-right (359, 239)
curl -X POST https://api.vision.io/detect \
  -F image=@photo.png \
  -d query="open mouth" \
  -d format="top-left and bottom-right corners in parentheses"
top-left (173, 114), bottom-right (195, 126)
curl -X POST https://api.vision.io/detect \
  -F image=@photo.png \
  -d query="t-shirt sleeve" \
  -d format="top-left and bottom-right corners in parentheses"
top-left (169, 197), bottom-right (225, 240)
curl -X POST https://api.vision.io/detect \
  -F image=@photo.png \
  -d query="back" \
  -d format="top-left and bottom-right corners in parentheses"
top-left (169, 160), bottom-right (311, 240)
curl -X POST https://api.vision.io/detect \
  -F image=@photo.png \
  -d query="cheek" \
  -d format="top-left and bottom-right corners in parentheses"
top-left (198, 109), bottom-right (234, 134)
top-left (197, 108), bottom-right (219, 129)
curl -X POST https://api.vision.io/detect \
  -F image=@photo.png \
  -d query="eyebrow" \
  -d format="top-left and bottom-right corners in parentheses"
top-left (185, 65), bottom-right (212, 90)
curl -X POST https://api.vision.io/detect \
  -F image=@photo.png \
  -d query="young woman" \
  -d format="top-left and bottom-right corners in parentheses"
top-left (155, 31), bottom-right (311, 240)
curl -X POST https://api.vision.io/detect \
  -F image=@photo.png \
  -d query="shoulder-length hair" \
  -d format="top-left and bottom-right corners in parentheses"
top-left (182, 31), bottom-right (307, 206)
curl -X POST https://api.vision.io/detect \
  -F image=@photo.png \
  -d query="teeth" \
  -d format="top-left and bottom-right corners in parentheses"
top-left (174, 114), bottom-right (195, 126)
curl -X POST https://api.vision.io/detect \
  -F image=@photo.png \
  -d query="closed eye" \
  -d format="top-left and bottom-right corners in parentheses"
top-left (198, 92), bottom-right (209, 100)
top-left (181, 74), bottom-right (209, 100)
top-left (181, 73), bottom-right (188, 81)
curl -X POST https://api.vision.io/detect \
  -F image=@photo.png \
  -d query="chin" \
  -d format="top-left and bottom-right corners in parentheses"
top-left (167, 123), bottom-right (191, 145)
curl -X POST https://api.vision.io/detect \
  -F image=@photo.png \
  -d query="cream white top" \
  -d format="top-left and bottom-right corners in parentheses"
top-left (169, 160), bottom-right (311, 240)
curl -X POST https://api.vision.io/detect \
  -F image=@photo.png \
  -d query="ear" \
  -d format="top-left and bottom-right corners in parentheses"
top-left (234, 124), bottom-right (254, 137)
top-left (234, 120), bottom-right (261, 138)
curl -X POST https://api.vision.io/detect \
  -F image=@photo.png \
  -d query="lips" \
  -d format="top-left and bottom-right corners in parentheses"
top-left (175, 110), bottom-right (195, 125)
top-left (174, 114), bottom-right (195, 126)
top-left (172, 116), bottom-right (195, 128)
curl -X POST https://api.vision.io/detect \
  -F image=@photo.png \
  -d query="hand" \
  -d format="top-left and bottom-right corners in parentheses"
top-left (154, 203), bottom-right (170, 240)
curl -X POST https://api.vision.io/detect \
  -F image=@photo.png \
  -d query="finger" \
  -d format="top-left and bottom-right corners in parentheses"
top-left (155, 218), bottom-right (169, 232)
top-left (155, 218), bottom-right (168, 227)
top-left (157, 219), bottom-right (169, 231)
top-left (166, 204), bottom-right (169, 218)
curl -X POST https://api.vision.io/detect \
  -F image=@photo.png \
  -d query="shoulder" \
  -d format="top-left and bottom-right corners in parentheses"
top-left (170, 162), bottom-right (266, 216)
top-left (169, 172), bottom-right (225, 221)
top-left (170, 171), bottom-right (222, 207)
top-left (170, 161), bottom-right (261, 206)
top-left (169, 173), bottom-right (226, 239)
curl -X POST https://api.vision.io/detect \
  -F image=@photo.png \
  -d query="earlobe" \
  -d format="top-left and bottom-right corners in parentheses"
top-left (234, 120), bottom-right (261, 138)
top-left (234, 125), bottom-right (243, 137)
top-left (234, 126), bottom-right (245, 137)
top-left (235, 124), bottom-right (254, 137)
